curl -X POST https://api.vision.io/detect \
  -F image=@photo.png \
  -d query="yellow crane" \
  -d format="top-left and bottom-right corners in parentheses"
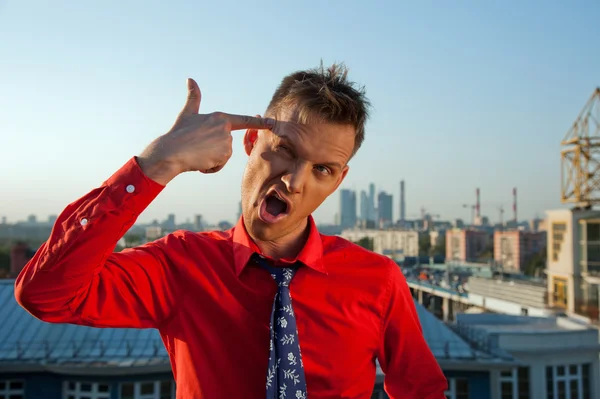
top-left (561, 87), bottom-right (600, 208)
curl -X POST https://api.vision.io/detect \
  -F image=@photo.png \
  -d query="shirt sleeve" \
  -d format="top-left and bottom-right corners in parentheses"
top-left (377, 262), bottom-right (448, 398)
top-left (14, 157), bottom-right (186, 329)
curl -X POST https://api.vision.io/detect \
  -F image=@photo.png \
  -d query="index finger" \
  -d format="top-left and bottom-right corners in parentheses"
top-left (224, 113), bottom-right (275, 131)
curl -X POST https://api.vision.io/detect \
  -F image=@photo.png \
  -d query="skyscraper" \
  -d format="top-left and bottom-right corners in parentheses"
top-left (368, 183), bottom-right (376, 223)
top-left (164, 214), bottom-right (176, 230)
top-left (194, 215), bottom-right (204, 231)
top-left (340, 189), bottom-right (357, 229)
top-left (360, 190), bottom-right (369, 223)
top-left (378, 191), bottom-right (393, 226)
top-left (400, 180), bottom-right (406, 223)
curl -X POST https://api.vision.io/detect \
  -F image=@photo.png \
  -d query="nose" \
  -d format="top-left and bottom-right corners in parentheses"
top-left (281, 162), bottom-right (310, 194)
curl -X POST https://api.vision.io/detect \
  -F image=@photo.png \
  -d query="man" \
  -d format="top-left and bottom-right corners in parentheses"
top-left (15, 64), bottom-right (447, 398)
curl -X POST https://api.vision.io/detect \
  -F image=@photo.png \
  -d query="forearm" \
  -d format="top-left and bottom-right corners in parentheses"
top-left (15, 157), bottom-right (165, 323)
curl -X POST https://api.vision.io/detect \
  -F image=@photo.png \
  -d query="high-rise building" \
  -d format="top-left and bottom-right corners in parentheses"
top-left (377, 191), bottom-right (393, 226)
top-left (368, 183), bottom-right (376, 222)
top-left (339, 189), bottom-right (357, 229)
top-left (164, 214), bottom-right (176, 231)
top-left (400, 180), bottom-right (406, 223)
top-left (446, 229), bottom-right (490, 262)
top-left (359, 190), bottom-right (369, 223)
top-left (194, 215), bottom-right (204, 231)
top-left (494, 230), bottom-right (547, 272)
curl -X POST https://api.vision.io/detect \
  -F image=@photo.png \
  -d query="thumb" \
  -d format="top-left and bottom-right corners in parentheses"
top-left (181, 78), bottom-right (201, 115)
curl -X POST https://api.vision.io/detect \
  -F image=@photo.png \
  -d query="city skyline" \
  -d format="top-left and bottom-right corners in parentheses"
top-left (1, 179), bottom-right (548, 227)
top-left (1, 2), bottom-right (596, 226)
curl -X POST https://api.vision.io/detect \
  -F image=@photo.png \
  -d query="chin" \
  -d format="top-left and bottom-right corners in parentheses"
top-left (246, 216), bottom-right (280, 240)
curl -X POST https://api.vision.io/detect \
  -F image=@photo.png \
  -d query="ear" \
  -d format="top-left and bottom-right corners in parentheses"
top-left (243, 128), bottom-right (259, 156)
top-left (243, 114), bottom-right (262, 156)
top-left (333, 165), bottom-right (350, 191)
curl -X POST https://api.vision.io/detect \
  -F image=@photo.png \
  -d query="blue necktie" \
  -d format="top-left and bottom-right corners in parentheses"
top-left (254, 255), bottom-right (308, 399)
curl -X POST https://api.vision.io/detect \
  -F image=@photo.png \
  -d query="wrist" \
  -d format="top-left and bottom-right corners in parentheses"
top-left (137, 140), bottom-right (183, 186)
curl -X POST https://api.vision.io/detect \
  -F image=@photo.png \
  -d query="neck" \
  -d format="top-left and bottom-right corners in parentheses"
top-left (255, 220), bottom-right (310, 261)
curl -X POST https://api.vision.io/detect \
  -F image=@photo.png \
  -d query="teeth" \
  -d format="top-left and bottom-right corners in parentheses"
top-left (271, 191), bottom-right (283, 201)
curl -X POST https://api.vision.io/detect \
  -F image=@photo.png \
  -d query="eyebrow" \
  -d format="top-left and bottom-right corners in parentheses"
top-left (276, 134), bottom-right (344, 170)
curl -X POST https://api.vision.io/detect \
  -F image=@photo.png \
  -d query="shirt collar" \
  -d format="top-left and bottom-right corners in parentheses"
top-left (232, 215), bottom-right (326, 276)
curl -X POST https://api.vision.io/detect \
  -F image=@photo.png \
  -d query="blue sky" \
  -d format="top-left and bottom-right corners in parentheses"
top-left (1, 0), bottom-right (598, 226)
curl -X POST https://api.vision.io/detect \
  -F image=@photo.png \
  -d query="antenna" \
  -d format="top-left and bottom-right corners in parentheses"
top-left (513, 187), bottom-right (517, 223)
top-left (476, 188), bottom-right (481, 218)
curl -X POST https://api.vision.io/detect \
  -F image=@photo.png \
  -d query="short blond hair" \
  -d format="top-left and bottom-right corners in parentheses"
top-left (266, 62), bottom-right (371, 158)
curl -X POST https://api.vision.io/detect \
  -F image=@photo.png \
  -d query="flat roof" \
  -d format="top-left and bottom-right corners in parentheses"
top-left (456, 314), bottom-right (593, 334)
top-left (0, 279), bottom-right (511, 373)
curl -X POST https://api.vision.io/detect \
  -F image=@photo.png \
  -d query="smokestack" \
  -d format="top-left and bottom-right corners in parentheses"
top-left (400, 180), bottom-right (405, 222)
top-left (476, 188), bottom-right (481, 218)
top-left (513, 187), bottom-right (517, 222)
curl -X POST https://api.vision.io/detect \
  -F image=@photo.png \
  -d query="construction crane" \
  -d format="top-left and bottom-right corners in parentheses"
top-left (561, 87), bottom-right (600, 208)
top-left (498, 205), bottom-right (504, 227)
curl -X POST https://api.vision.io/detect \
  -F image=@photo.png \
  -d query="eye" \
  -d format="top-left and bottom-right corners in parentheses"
top-left (314, 165), bottom-right (331, 175)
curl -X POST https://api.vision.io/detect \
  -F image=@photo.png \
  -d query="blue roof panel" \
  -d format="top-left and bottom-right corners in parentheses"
top-left (0, 280), bottom-right (169, 369)
top-left (414, 300), bottom-right (475, 359)
top-left (0, 278), bottom-right (505, 370)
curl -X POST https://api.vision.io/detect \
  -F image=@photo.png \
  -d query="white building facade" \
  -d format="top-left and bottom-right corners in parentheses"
top-left (455, 313), bottom-right (600, 399)
top-left (546, 209), bottom-right (600, 323)
top-left (339, 228), bottom-right (419, 258)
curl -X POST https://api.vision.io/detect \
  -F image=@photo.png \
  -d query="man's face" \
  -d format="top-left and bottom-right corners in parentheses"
top-left (241, 106), bottom-right (355, 242)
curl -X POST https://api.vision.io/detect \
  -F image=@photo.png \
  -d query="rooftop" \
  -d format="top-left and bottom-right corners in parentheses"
top-left (456, 313), bottom-right (591, 334)
top-left (454, 313), bottom-right (600, 355)
top-left (0, 279), bottom-right (512, 374)
top-left (0, 279), bottom-right (169, 373)
top-left (412, 298), bottom-right (475, 358)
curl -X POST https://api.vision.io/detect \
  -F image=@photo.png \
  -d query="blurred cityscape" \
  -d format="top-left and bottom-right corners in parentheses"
top-left (0, 89), bottom-right (599, 398)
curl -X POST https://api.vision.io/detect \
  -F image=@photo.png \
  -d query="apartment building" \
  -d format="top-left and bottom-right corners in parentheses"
top-left (494, 230), bottom-right (547, 272)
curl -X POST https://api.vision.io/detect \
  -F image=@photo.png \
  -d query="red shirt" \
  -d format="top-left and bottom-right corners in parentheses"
top-left (15, 157), bottom-right (447, 398)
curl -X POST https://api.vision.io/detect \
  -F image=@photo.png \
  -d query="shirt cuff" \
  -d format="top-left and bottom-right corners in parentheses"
top-left (102, 156), bottom-right (166, 215)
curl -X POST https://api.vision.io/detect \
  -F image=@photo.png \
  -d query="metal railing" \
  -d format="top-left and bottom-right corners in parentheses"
top-left (406, 278), bottom-right (469, 298)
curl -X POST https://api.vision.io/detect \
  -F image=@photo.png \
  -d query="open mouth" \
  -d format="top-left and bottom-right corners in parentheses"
top-left (265, 192), bottom-right (288, 216)
top-left (259, 190), bottom-right (290, 223)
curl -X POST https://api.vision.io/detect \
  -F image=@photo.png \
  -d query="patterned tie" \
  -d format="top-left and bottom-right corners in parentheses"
top-left (254, 255), bottom-right (308, 399)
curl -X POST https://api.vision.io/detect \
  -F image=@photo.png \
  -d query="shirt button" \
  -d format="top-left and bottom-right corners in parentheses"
top-left (80, 218), bottom-right (88, 226)
top-left (126, 184), bottom-right (135, 193)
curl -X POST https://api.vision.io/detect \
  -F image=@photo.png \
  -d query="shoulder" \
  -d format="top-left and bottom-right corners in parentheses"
top-left (321, 234), bottom-right (409, 315)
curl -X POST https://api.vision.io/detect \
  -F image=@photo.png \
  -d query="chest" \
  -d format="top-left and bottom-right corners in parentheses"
top-left (174, 266), bottom-right (383, 386)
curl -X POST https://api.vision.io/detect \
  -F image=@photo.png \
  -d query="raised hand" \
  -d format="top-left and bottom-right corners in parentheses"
top-left (138, 78), bottom-right (273, 185)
